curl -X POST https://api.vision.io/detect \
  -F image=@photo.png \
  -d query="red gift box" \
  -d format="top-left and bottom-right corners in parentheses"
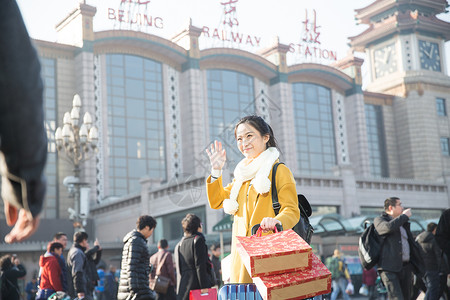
top-left (189, 288), bottom-right (217, 300)
top-left (236, 229), bottom-right (312, 277)
top-left (253, 252), bottom-right (332, 300)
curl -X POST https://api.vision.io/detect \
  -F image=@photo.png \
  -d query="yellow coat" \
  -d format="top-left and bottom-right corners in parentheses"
top-left (206, 162), bottom-right (300, 283)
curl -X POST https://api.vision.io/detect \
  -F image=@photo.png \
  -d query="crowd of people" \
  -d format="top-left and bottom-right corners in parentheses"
top-left (0, 213), bottom-right (223, 300)
top-left (324, 202), bottom-right (450, 300)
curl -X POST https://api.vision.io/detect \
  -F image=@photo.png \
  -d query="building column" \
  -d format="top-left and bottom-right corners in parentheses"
top-left (56, 3), bottom-right (98, 206)
top-left (334, 164), bottom-right (360, 217)
top-left (173, 22), bottom-right (209, 177)
top-left (333, 54), bottom-right (371, 177)
top-left (261, 39), bottom-right (297, 172)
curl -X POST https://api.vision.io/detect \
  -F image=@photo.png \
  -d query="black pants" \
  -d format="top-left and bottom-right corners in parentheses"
top-left (156, 285), bottom-right (176, 300)
top-left (379, 263), bottom-right (413, 300)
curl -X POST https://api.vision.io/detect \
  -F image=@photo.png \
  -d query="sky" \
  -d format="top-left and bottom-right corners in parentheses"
top-left (15, 0), bottom-right (450, 78)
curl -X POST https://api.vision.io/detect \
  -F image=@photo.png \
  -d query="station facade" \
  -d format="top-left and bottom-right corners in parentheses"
top-left (1, 0), bottom-right (450, 277)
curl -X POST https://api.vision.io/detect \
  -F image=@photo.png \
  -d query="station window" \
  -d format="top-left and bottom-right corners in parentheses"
top-left (441, 137), bottom-right (450, 156)
top-left (436, 98), bottom-right (446, 116)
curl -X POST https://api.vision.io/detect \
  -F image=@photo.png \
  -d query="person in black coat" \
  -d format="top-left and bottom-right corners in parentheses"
top-left (416, 222), bottom-right (442, 300)
top-left (435, 208), bottom-right (450, 300)
top-left (117, 215), bottom-right (157, 300)
top-left (0, 254), bottom-right (26, 300)
top-left (175, 214), bottom-right (213, 300)
top-left (85, 239), bottom-right (102, 298)
top-left (1, 0), bottom-right (47, 244)
top-left (374, 197), bottom-right (424, 300)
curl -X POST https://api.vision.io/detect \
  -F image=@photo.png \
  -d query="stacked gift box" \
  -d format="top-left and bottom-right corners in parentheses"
top-left (236, 229), bottom-right (331, 300)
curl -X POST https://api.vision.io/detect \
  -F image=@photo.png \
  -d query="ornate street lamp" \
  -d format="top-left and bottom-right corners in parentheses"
top-left (55, 94), bottom-right (98, 230)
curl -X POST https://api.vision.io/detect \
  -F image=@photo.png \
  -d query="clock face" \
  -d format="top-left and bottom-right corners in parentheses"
top-left (419, 40), bottom-right (441, 72)
top-left (374, 43), bottom-right (398, 78)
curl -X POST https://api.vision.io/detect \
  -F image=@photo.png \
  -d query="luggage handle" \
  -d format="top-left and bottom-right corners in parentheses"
top-left (251, 223), bottom-right (283, 236)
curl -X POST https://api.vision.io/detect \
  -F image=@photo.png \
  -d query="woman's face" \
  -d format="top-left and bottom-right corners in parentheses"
top-left (236, 123), bottom-right (269, 159)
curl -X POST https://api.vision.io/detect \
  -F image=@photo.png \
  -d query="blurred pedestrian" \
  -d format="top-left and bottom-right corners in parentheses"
top-left (362, 267), bottom-right (377, 300)
top-left (36, 242), bottom-right (64, 300)
top-left (104, 265), bottom-right (118, 300)
top-left (117, 215), bottom-right (157, 300)
top-left (0, 254), bottom-right (26, 300)
top-left (96, 265), bottom-right (106, 300)
top-left (67, 231), bottom-right (91, 300)
top-left (325, 249), bottom-right (351, 300)
top-left (374, 197), bottom-right (424, 300)
top-left (435, 208), bottom-right (450, 300)
top-left (0, 0), bottom-right (47, 244)
top-left (174, 214), bottom-right (214, 300)
top-left (416, 222), bottom-right (442, 300)
top-left (210, 244), bottom-right (222, 288)
top-left (85, 238), bottom-right (102, 298)
top-left (150, 239), bottom-right (176, 300)
top-left (46, 232), bottom-right (69, 293)
top-left (25, 277), bottom-right (38, 300)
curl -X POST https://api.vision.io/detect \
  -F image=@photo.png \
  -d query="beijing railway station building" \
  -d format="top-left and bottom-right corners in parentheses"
top-left (1, 0), bottom-right (450, 278)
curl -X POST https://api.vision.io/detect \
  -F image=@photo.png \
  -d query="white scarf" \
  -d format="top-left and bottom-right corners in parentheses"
top-left (223, 147), bottom-right (280, 215)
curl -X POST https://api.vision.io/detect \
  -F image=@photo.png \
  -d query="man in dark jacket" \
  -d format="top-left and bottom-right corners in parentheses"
top-left (374, 197), bottom-right (424, 300)
top-left (416, 222), bottom-right (442, 300)
top-left (85, 239), bottom-right (102, 298)
top-left (117, 215), bottom-right (157, 300)
top-left (67, 231), bottom-right (90, 300)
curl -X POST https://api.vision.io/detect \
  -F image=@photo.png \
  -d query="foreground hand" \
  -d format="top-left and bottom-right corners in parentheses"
top-left (206, 140), bottom-right (226, 170)
top-left (260, 217), bottom-right (281, 233)
top-left (77, 292), bottom-right (85, 299)
top-left (200, 288), bottom-right (210, 294)
top-left (4, 208), bottom-right (40, 243)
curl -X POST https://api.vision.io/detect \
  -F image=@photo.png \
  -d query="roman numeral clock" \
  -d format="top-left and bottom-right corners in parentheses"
top-left (418, 40), bottom-right (441, 72)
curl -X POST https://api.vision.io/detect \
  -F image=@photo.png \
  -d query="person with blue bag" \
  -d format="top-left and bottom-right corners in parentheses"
top-left (206, 115), bottom-right (300, 284)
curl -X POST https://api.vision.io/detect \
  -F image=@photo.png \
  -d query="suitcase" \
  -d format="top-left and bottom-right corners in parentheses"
top-left (218, 284), bottom-right (263, 300)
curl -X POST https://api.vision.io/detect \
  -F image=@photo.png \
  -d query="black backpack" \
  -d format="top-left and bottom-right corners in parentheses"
top-left (271, 162), bottom-right (314, 244)
top-left (358, 221), bottom-right (384, 270)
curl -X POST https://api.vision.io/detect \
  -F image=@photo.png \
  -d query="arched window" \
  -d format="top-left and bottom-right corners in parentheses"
top-left (207, 69), bottom-right (255, 171)
top-left (365, 104), bottom-right (388, 177)
top-left (105, 54), bottom-right (166, 195)
top-left (293, 83), bottom-right (336, 175)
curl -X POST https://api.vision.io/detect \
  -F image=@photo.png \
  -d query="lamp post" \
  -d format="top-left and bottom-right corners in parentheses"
top-left (55, 94), bottom-right (98, 231)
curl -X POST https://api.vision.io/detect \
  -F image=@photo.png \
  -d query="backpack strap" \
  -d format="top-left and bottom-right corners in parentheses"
top-left (271, 162), bottom-right (284, 215)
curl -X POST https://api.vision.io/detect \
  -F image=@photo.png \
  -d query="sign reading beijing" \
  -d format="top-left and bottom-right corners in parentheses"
top-left (108, 0), bottom-right (164, 30)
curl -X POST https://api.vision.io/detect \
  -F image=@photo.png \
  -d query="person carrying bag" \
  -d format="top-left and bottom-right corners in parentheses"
top-left (150, 252), bottom-right (170, 295)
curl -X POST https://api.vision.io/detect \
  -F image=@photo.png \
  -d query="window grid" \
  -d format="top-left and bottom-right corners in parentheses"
top-left (365, 104), bottom-right (389, 177)
top-left (440, 137), bottom-right (450, 156)
top-left (292, 83), bottom-right (336, 175)
top-left (436, 98), bottom-right (447, 116)
top-left (41, 57), bottom-right (58, 218)
top-left (207, 70), bottom-right (255, 171)
top-left (106, 54), bottom-right (166, 196)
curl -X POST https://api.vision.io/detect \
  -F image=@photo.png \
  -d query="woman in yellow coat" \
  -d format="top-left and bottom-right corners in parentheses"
top-left (206, 115), bottom-right (300, 284)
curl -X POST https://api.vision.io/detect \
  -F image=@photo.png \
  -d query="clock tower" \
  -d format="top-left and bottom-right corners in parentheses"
top-left (350, 0), bottom-right (450, 95)
top-left (350, 0), bottom-right (450, 181)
